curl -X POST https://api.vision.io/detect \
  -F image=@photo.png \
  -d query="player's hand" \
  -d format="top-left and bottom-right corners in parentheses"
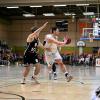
top-left (63, 36), bottom-right (68, 44)
top-left (64, 36), bottom-right (71, 44)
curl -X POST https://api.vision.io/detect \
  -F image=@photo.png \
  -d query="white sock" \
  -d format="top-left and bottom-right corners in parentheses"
top-left (64, 72), bottom-right (68, 74)
top-left (64, 72), bottom-right (68, 77)
top-left (53, 72), bottom-right (57, 75)
top-left (22, 77), bottom-right (26, 81)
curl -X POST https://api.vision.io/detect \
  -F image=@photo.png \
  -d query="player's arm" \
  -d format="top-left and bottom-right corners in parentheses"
top-left (32, 22), bottom-right (48, 36)
top-left (38, 41), bottom-right (45, 49)
top-left (43, 41), bottom-right (46, 46)
top-left (47, 37), bottom-right (67, 46)
top-left (27, 22), bottom-right (48, 42)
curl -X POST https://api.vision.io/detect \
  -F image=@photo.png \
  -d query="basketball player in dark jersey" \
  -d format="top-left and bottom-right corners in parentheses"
top-left (21, 22), bottom-right (48, 84)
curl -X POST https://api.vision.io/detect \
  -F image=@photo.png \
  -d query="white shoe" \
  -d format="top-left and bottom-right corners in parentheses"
top-left (53, 73), bottom-right (57, 80)
top-left (21, 78), bottom-right (26, 84)
top-left (31, 76), bottom-right (40, 84)
top-left (66, 75), bottom-right (73, 82)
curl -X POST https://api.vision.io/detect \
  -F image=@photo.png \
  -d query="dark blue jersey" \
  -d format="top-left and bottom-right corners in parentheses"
top-left (24, 38), bottom-right (39, 55)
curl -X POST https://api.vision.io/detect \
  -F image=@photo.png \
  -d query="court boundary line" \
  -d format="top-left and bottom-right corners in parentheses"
top-left (0, 91), bottom-right (25, 100)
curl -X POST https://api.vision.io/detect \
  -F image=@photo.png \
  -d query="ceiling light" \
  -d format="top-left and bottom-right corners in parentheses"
top-left (6, 6), bottom-right (19, 9)
top-left (72, 13), bottom-right (76, 16)
top-left (64, 13), bottom-right (76, 16)
top-left (30, 5), bottom-right (42, 7)
top-left (76, 4), bottom-right (89, 6)
top-left (43, 13), bottom-right (55, 16)
top-left (23, 14), bottom-right (35, 17)
top-left (96, 18), bottom-right (100, 20)
top-left (64, 13), bottom-right (72, 16)
top-left (83, 12), bottom-right (94, 15)
top-left (53, 5), bottom-right (66, 7)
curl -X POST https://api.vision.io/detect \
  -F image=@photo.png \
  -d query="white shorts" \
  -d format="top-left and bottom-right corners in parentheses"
top-left (45, 50), bottom-right (62, 66)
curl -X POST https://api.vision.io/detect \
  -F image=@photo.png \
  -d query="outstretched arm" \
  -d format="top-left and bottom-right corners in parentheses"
top-left (27, 22), bottom-right (48, 42)
top-left (47, 37), bottom-right (67, 46)
top-left (33, 22), bottom-right (48, 36)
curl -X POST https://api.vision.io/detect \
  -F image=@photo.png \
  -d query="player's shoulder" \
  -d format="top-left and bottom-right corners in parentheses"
top-left (46, 34), bottom-right (52, 36)
top-left (45, 34), bottom-right (53, 38)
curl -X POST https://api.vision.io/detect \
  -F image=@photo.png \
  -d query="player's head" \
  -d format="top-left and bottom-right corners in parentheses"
top-left (30, 27), bottom-right (38, 33)
top-left (51, 27), bottom-right (59, 35)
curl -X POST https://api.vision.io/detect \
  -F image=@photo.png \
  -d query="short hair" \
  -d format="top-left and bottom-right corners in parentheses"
top-left (30, 27), bottom-right (38, 33)
top-left (51, 27), bottom-right (58, 33)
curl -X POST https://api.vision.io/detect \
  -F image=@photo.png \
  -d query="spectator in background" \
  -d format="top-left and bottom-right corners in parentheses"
top-left (98, 48), bottom-right (100, 57)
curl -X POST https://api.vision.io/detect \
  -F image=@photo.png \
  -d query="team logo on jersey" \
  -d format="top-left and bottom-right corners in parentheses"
top-left (31, 48), bottom-right (36, 52)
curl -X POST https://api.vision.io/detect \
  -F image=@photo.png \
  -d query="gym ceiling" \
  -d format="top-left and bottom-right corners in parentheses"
top-left (0, 0), bottom-right (100, 19)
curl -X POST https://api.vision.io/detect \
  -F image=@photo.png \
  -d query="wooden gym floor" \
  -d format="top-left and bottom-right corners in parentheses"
top-left (0, 64), bottom-right (100, 100)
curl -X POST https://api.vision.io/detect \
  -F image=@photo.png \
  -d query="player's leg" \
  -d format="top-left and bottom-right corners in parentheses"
top-left (54, 51), bottom-right (73, 82)
top-left (45, 52), bottom-right (54, 80)
top-left (21, 65), bottom-right (30, 84)
top-left (52, 63), bottom-right (57, 80)
top-left (31, 63), bottom-right (40, 84)
top-left (21, 53), bottom-right (31, 84)
top-left (56, 59), bottom-right (73, 82)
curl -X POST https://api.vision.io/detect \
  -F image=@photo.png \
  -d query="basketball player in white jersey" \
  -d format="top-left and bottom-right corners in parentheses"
top-left (21, 22), bottom-right (48, 84)
top-left (44, 27), bottom-right (73, 82)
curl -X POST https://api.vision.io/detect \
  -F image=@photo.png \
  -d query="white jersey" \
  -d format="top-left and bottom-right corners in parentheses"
top-left (44, 34), bottom-right (62, 66)
top-left (44, 34), bottom-right (58, 53)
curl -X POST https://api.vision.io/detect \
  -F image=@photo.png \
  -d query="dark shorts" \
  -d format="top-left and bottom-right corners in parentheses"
top-left (23, 52), bottom-right (39, 65)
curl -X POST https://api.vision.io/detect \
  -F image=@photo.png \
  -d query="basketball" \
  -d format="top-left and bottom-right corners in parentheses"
top-left (66, 38), bottom-right (71, 44)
